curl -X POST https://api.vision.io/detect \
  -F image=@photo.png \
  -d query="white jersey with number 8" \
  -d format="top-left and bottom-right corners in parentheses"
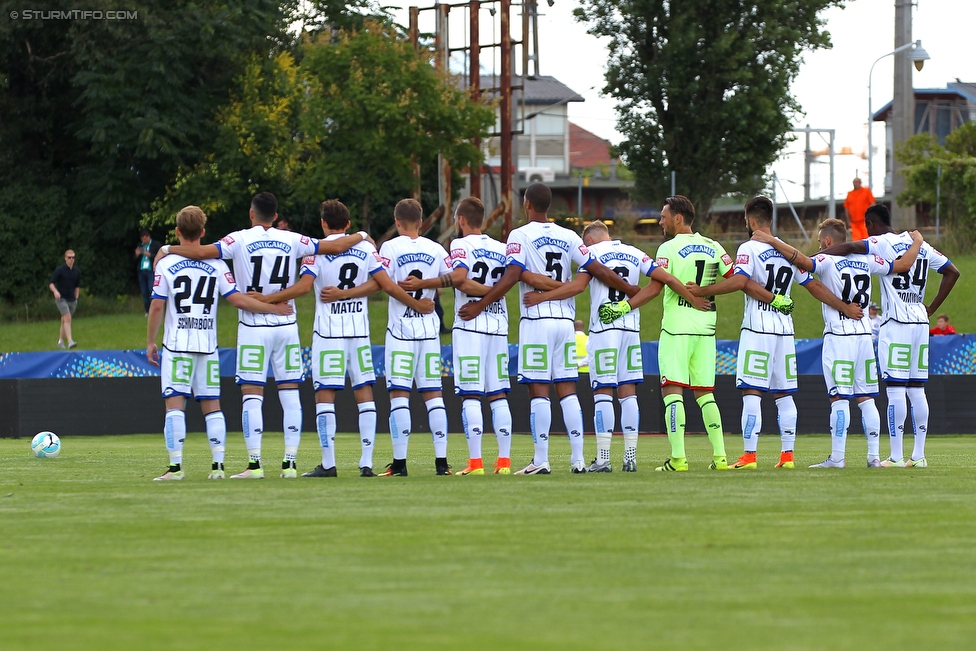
top-left (301, 235), bottom-right (383, 339)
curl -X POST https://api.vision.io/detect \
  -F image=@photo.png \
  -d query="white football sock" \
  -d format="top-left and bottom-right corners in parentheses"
top-left (775, 395), bottom-right (797, 453)
top-left (561, 394), bottom-right (585, 465)
top-left (594, 394), bottom-right (614, 463)
top-left (279, 388), bottom-right (302, 462)
top-left (620, 395), bottom-right (639, 465)
top-left (530, 397), bottom-right (551, 465)
top-left (204, 411), bottom-right (226, 464)
top-left (490, 398), bottom-right (512, 459)
top-left (315, 402), bottom-right (336, 469)
top-left (462, 398), bottom-right (484, 460)
top-left (741, 394), bottom-right (762, 453)
top-left (358, 401), bottom-right (377, 468)
top-left (242, 394), bottom-right (264, 463)
top-left (886, 386), bottom-right (908, 462)
top-left (426, 397), bottom-right (449, 459)
top-left (164, 409), bottom-right (186, 466)
top-left (389, 396), bottom-right (411, 460)
top-left (907, 387), bottom-right (929, 461)
top-left (829, 400), bottom-right (849, 462)
top-left (858, 399), bottom-right (881, 461)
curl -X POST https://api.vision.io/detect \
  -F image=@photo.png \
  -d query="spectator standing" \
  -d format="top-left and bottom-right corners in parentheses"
top-left (49, 249), bottom-right (81, 349)
top-left (843, 177), bottom-right (875, 241)
top-left (930, 314), bottom-right (957, 336)
top-left (135, 229), bottom-right (162, 315)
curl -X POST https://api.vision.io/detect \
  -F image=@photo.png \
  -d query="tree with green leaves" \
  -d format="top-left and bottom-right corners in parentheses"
top-left (574, 0), bottom-right (844, 218)
top-left (898, 121), bottom-right (976, 245)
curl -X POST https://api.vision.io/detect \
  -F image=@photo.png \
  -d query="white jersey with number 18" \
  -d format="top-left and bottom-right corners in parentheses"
top-left (810, 252), bottom-right (893, 336)
top-left (215, 225), bottom-right (319, 327)
top-left (585, 239), bottom-right (655, 333)
top-left (152, 255), bottom-right (239, 354)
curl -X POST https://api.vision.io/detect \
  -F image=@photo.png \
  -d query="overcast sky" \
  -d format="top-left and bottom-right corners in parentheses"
top-left (384, 0), bottom-right (976, 200)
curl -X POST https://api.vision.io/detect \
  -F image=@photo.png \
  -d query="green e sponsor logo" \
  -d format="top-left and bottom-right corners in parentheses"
top-left (888, 343), bottom-right (911, 370)
top-left (318, 350), bottom-right (345, 377)
top-left (238, 345), bottom-right (265, 372)
top-left (743, 350), bottom-right (770, 378)
top-left (172, 356), bottom-right (193, 384)
top-left (390, 351), bottom-right (414, 378)
top-left (458, 356), bottom-right (481, 383)
top-left (832, 360), bottom-right (855, 386)
top-left (593, 348), bottom-right (617, 375)
top-left (522, 344), bottom-right (548, 370)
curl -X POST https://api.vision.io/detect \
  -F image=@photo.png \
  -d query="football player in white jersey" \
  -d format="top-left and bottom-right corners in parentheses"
top-left (819, 204), bottom-right (959, 467)
top-left (251, 200), bottom-right (434, 478)
top-left (458, 183), bottom-right (640, 475)
top-left (755, 218), bottom-right (923, 467)
top-left (400, 197), bottom-right (514, 475)
top-left (523, 219), bottom-right (705, 472)
top-left (147, 206), bottom-right (293, 480)
top-left (375, 199), bottom-right (454, 477)
top-left (691, 198), bottom-right (863, 470)
top-left (157, 192), bottom-right (369, 479)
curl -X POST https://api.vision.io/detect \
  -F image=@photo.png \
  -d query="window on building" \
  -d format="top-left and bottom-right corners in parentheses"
top-left (535, 156), bottom-right (566, 173)
top-left (533, 113), bottom-right (565, 136)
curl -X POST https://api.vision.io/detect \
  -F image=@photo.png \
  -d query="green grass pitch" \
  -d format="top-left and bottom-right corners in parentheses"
top-left (3, 432), bottom-right (976, 650)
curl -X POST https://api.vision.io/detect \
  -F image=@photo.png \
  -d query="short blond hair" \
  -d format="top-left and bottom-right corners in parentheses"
top-left (582, 220), bottom-right (610, 242)
top-left (818, 217), bottom-right (847, 243)
top-left (176, 206), bottom-right (207, 242)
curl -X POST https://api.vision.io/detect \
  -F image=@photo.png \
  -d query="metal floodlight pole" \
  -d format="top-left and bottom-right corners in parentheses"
top-left (867, 39), bottom-right (929, 195)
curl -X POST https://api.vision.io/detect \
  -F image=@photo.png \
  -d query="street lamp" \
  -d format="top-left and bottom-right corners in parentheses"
top-left (867, 39), bottom-right (930, 194)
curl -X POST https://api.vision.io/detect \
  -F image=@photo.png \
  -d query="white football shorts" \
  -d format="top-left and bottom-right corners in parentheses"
top-left (161, 349), bottom-right (221, 400)
top-left (735, 330), bottom-right (798, 393)
top-left (822, 332), bottom-right (879, 397)
top-left (235, 322), bottom-right (305, 386)
top-left (310, 334), bottom-right (375, 391)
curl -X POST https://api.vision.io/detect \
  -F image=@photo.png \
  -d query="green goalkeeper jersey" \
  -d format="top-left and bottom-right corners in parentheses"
top-left (655, 233), bottom-right (734, 336)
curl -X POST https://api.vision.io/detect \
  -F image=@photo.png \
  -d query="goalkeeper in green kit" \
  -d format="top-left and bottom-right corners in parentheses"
top-left (599, 195), bottom-right (793, 471)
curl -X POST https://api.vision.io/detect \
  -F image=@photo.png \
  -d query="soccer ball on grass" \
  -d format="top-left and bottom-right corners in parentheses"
top-left (31, 431), bottom-right (61, 458)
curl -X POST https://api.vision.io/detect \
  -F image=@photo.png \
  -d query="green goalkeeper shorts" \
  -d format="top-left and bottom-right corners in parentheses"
top-left (658, 330), bottom-right (716, 390)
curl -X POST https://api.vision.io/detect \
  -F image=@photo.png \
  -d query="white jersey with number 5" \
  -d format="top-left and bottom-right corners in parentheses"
top-left (214, 225), bottom-right (319, 327)
top-left (585, 239), bottom-right (655, 333)
top-left (506, 221), bottom-right (595, 320)
top-left (379, 235), bottom-right (451, 340)
top-left (864, 232), bottom-right (951, 325)
top-left (810, 252), bottom-right (893, 335)
top-left (301, 235), bottom-right (383, 339)
top-left (152, 255), bottom-right (239, 354)
top-left (450, 233), bottom-right (509, 336)
top-left (733, 238), bottom-right (811, 336)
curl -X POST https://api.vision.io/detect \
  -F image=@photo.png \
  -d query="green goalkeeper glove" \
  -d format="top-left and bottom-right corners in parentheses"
top-left (770, 294), bottom-right (794, 315)
top-left (598, 300), bottom-right (632, 324)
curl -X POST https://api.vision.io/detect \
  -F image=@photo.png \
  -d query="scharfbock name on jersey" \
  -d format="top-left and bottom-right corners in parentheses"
top-left (532, 236), bottom-right (570, 251)
top-left (245, 240), bottom-right (292, 254)
top-left (167, 259), bottom-right (217, 274)
top-left (396, 252), bottom-right (436, 266)
top-left (678, 244), bottom-right (714, 257)
top-left (472, 248), bottom-right (507, 265)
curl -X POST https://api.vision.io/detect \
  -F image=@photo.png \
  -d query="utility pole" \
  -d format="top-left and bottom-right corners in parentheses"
top-left (891, 0), bottom-right (916, 228)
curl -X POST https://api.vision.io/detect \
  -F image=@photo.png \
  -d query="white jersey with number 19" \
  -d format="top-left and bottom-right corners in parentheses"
top-left (152, 255), bottom-right (239, 354)
top-left (585, 239), bottom-right (655, 333)
top-left (734, 238), bottom-right (811, 336)
top-left (215, 225), bottom-right (319, 327)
